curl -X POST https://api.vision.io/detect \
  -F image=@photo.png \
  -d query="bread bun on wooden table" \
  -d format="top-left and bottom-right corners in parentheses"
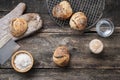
top-left (53, 46), bottom-right (70, 67)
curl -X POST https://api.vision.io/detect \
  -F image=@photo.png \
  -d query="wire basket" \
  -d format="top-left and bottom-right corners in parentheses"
top-left (46, 0), bottom-right (105, 29)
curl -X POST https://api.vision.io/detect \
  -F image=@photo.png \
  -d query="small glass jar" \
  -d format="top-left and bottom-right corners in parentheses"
top-left (96, 19), bottom-right (114, 37)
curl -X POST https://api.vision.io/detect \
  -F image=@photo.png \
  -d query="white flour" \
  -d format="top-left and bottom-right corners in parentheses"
top-left (14, 53), bottom-right (32, 70)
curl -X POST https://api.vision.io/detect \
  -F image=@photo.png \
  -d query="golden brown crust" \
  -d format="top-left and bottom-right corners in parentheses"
top-left (11, 50), bottom-right (34, 73)
top-left (52, 1), bottom-right (73, 19)
top-left (53, 46), bottom-right (70, 67)
top-left (10, 18), bottom-right (28, 37)
top-left (69, 12), bottom-right (87, 30)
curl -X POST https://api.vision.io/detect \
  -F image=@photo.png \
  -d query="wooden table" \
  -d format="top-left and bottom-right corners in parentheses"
top-left (0, 0), bottom-right (120, 80)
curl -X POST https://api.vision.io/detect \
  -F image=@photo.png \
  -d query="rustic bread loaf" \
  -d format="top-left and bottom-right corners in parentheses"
top-left (10, 18), bottom-right (28, 37)
top-left (52, 1), bottom-right (73, 19)
top-left (53, 46), bottom-right (70, 67)
top-left (69, 12), bottom-right (87, 30)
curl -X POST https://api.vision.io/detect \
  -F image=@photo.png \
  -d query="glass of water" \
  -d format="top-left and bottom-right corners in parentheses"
top-left (96, 19), bottom-right (114, 37)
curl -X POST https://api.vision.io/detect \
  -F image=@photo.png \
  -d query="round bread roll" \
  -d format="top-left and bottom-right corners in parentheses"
top-left (89, 39), bottom-right (104, 54)
top-left (52, 1), bottom-right (73, 19)
top-left (69, 12), bottom-right (87, 30)
top-left (53, 46), bottom-right (70, 67)
top-left (10, 18), bottom-right (28, 37)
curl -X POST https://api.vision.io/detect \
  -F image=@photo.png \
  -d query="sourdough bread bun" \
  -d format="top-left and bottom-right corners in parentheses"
top-left (69, 12), bottom-right (87, 30)
top-left (10, 18), bottom-right (28, 37)
top-left (52, 1), bottom-right (73, 19)
top-left (53, 46), bottom-right (70, 67)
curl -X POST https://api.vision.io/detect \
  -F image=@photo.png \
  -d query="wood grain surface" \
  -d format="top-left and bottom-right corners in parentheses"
top-left (0, 0), bottom-right (120, 79)
top-left (0, 69), bottom-right (120, 80)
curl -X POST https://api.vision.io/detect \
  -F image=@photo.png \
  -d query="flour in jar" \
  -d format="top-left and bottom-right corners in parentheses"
top-left (14, 53), bottom-right (32, 70)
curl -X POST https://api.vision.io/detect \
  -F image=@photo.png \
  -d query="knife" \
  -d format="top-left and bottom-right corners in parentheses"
top-left (0, 30), bottom-right (20, 65)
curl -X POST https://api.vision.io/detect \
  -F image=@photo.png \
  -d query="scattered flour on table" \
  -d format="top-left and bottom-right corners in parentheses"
top-left (14, 53), bottom-right (32, 70)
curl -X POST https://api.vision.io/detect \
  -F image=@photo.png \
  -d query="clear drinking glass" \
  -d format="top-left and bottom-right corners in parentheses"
top-left (96, 19), bottom-right (114, 37)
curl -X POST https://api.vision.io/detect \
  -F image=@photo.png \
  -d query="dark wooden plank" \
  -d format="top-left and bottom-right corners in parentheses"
top-left (0, 0), bottom-right (48, 13)
top-left (0, 33), bottom-right (120, 69)
top-left (104, 0), bottom-right (120, 26)
top-left (0, 0), bottom-right (120, 27)
top-left (0, 69), bottom-right (120, 80)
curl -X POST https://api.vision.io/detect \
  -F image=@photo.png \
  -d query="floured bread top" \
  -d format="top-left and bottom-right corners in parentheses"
top-left (89, 39), bottom-right (104, 54)
top-left (10, 18), bottom-right (28, 37)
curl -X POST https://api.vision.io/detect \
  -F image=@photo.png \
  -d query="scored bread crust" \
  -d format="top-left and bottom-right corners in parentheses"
top-left (10, 18), bottom-right (28, 37)
top-left (69, 12), bottom-right (87, 30)
top-left (53, 46), bottom-right (70, 67)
